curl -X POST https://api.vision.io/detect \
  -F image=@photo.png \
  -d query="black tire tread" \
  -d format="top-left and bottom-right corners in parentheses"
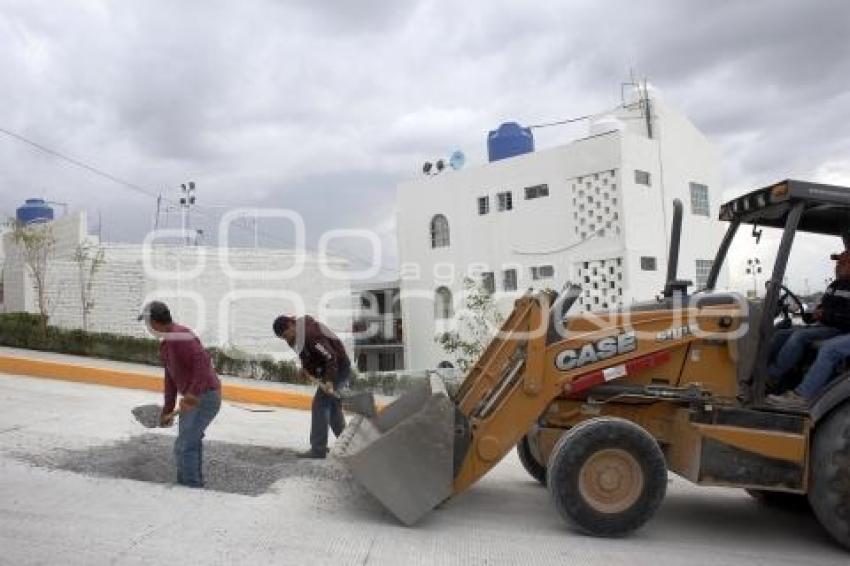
top-left (517, 434), bottom-right (547, 486)
top-left (546, 417), bottom-right (667, 537)
top-left (808, 401), bottom-right (850, 550)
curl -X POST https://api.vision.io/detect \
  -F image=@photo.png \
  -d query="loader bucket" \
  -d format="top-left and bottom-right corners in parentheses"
top-left (332, 374), bottom-right (456, 525)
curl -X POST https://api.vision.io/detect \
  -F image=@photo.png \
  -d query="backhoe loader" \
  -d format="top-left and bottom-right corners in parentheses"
top-left (334, 179), bottom-right (850, 549)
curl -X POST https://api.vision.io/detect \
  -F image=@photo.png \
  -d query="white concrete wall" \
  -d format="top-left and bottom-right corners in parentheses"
top-left (396, 94), bottom-right (728, 370)
top-left (1, 212), bottom-right (87, 314)
top-left (3, 213), bottom-right (354, 361)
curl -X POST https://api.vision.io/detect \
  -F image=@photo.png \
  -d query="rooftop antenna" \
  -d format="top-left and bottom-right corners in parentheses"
top-left (620, 67), bottom-right (639, 108)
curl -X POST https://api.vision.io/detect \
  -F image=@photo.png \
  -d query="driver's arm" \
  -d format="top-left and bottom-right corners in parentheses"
top-left (819, 281), bottom-right (850, 331)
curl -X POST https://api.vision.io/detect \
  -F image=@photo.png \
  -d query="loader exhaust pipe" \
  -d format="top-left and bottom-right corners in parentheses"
top-left (663, 199), bottom-right (691, 297)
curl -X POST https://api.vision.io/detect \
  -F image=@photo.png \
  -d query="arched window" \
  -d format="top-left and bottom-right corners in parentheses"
top-left (437, 360), bottom-right (454, 369)
top-left (434, 286), bottom-right (453, 319)
top-left (430, 214), bottom-right (450, 248)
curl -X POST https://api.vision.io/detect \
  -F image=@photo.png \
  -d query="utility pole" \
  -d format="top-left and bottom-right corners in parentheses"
top-left (153, 194), bottom-right (162, 230)
top-left (745, 257), bottom-right (762, 298)
top-left (179, 182), bottom-right (196, 245)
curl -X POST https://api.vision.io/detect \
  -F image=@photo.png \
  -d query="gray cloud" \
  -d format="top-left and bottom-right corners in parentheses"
top-left (1, 0), bottom-right (849, 283)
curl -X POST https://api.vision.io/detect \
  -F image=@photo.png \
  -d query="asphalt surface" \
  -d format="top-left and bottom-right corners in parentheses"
top-left (0, 371), bottom-right (847, 565)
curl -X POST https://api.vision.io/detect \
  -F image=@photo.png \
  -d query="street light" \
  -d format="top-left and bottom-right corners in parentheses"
top-left (745, 257), bottom-right (762, 298)
top-left (179, 182), bottom-right (197, 245)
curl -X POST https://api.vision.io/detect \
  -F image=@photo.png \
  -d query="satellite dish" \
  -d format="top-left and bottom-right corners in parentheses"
top-left (449, 150), bottom-right (466, 170)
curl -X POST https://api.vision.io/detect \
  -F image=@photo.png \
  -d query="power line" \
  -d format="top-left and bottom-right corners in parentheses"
top-left (0, 126), bottom-right (399, 276)
top-left (0, 126), bottom-right (159, 199)
top-left (527, 113), bottom-right (595, 130)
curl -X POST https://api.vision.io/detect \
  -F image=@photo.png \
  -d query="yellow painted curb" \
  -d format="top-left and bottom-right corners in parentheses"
top-left (0, 355), bottom-right (314, 411)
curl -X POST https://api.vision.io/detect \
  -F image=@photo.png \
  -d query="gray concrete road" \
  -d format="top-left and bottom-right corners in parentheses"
top-left (0, 372), bottom-right (846, 565)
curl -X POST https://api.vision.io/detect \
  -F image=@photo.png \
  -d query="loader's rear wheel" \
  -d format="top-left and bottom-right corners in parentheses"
top-left (517, 435), bottom-right (547, 486)
top-left (547, 417), bottom-right (667, 537)
top-left (808, 401), bottom-right (850, 550)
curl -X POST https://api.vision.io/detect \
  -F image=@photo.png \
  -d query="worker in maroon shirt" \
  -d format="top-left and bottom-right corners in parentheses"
top-left (139, 301), bottom-right (221, 487)
top-left (273, 314), bottom-right (351, 459)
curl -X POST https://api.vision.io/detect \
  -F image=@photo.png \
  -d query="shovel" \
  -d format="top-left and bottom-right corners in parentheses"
top-left (131, 403), bottom-right (179, 429)
top-left (305, 373), bottom-right (377, 418)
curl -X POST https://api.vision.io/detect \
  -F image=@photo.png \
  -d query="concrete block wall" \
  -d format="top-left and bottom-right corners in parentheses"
top-left (4, 217), bottom-right (354, 361)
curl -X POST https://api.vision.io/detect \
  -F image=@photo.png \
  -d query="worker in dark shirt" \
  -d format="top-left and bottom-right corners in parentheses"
top-left (768, 251), bottom-right (850, 408)
top-left (273, 314), bottom-right (351, 459)
top-left (139, 301), bottom-right (221, 486)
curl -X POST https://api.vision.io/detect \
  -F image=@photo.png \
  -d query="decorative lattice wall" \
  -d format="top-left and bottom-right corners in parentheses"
top-left (575, 257), bottom-right (624, 311)
top-left (570, 170), bottom-right (620, 240)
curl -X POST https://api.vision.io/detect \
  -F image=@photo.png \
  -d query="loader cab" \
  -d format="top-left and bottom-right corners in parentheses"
top-left (703, 180), bottom-right (850, 415)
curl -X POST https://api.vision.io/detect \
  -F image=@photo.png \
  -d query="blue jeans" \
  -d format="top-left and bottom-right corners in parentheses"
top-left (310, 363), bottom-right (350, 453)
top-left (175, 388), bottom-right (221, 487)
top-left (768, 325), bottom-right (841, 387)
top-left (796, 334), bottom-right (850, 399)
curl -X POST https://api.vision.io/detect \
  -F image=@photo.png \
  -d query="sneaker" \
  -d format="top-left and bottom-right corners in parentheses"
top-left (765, 390), bottom-right (807, 410)
top-left (296, 449), bottom-right (327, 459)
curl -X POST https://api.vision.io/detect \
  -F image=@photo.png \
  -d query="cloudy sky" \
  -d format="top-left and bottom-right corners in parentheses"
top-left (1, 0), bottom-right (849, 291)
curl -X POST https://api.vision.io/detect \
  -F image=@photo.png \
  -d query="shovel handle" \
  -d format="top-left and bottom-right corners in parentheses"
top-left (305, 373), bottom-right (339, 397)
top-left (160, 409), bottom-right (180, 427)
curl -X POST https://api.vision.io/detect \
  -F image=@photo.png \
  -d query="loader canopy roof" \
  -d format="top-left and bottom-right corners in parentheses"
top-left (719, 179), bottom-right (850, 237)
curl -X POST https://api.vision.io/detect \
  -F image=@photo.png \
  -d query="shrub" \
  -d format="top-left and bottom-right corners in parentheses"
top-left (0, 313), bottom-right (297, 382)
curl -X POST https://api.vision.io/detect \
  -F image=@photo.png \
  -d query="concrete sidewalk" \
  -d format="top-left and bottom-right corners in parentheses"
top-left (0, 372), bottom-right (847, 565)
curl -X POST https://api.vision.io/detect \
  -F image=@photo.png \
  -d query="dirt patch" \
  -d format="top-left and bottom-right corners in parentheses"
top-left (14, 434), bottom-right (352, 496)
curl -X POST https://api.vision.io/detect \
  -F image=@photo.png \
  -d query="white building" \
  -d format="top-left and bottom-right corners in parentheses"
top-left (2, 211), bottom-right (354, 360)
top-left (396, 89), bottom-right (729, 370)
top-left (351, 280), bottom-right (405, 372)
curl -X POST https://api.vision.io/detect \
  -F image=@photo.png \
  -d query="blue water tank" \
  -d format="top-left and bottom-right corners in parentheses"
top-left (487, 122), bottom-right (534, 162)
top-left (16, 198), bottom-right (54, 224)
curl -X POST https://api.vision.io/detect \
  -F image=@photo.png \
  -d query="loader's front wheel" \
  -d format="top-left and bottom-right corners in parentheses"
top-left (808, 401), bottom-right (850, 550)
top-left (517, 435), bottom-right (547, 486)
top-left (547, 417), bottom-right (667, 537)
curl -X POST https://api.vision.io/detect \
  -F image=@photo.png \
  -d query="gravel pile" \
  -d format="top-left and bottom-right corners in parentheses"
top-left (16, 434), bottom-right (355, 496)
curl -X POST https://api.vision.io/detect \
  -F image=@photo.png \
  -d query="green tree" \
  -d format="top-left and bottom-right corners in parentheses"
top-left (435, 277), bottom-right (505, 371)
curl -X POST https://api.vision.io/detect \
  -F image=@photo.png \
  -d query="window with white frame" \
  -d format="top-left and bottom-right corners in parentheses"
top-left (635, 170), bottom-right (651, 186)
top-left (689, 182), bottom-right (710, 217)
top-left (430, 214), bottom-right (450, 248)
top-left (530, 265), bottom-right (554, 280)
top-left (503, 268), bottom-right (518, 291)
top-left (695, 259), bottom-right (713, 289)
top-left (524, 184), bottom-right (549, 200)
top-left (497, 191), bottom-right (513, 211)
top-left (477, 196), bottom-right (490, 215)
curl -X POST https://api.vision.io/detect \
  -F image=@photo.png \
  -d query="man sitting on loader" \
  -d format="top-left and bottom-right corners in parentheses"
top-left (767, 250), bottom-right (850, 408)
